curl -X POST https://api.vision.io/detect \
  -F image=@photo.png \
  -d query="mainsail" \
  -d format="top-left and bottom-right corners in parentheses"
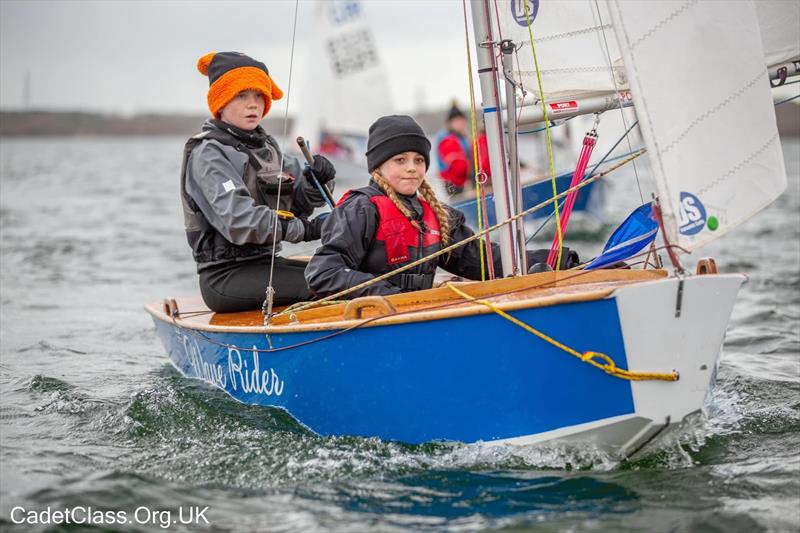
top-left (495, 0), bottom-right (626, 101)
top-left (607, 0), bottom-right (787, 253)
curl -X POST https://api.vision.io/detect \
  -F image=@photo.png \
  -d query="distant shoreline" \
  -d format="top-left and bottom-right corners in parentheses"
top-left (0, 111), bottom-right (291, 137)
top-left (0, 110), bottom-right (446, 138)
top-left (1, 106), bottom-right (798, 137)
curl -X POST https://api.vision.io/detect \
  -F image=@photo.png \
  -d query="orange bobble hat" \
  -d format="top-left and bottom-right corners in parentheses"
top-left (197, 51), bottom-right (284, 118)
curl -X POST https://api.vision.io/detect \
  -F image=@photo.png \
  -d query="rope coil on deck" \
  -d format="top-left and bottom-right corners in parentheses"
top-left (444, 283), bottom-right (678, 382)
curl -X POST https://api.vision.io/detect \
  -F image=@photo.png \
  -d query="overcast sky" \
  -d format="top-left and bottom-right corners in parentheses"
top-left (0, 0), bottom-right (475, 115)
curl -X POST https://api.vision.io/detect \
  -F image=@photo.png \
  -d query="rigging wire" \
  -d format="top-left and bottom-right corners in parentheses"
top-left (513, 45), bottom-right (529, 127)
top-left (264, 0), bottom-right (300, 322)
top-left (462, 0), bottom-right (487, 281)
top-left (592, 0), bottom-right (645, 204)
top-left (526, 119), bottom-right (640, 243)
top-left (518, 117), bottom-right (573, 135)
top-left (775, 93), bottom-right (800, 106)
top-left (521, 0), bottom-right (565, 271)
top-left (481, 0), bottom-right (517, 274)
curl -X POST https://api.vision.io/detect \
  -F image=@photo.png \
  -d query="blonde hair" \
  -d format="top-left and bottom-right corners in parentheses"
top-left (371, 171), bottom-right (451, 246)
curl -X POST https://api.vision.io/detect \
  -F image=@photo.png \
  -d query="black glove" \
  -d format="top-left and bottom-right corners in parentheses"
top-left (303, 155), bottom-right (336, 185)
top-left (301, 212), bottom-right (330, 241)
top-left (526, 247), bottom-right (581, 272)
top-left (277, 216), bottom-right (293, 242)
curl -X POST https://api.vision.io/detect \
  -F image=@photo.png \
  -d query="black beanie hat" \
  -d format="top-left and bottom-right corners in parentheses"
top-left (447, 103), bottom-right (465, 122)
top-left (366, 115), bottom-right (431, 172)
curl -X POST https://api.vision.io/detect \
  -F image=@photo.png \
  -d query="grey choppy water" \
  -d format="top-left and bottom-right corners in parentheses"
top-left (0, 136), bottom-right (798, 532)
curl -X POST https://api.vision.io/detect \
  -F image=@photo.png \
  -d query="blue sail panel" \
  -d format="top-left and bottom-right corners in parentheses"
top-left (585, 203), bottom-right (658, 270)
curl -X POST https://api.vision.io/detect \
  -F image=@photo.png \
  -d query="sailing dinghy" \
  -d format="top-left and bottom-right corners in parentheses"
top-left (147, 0), bottom-right (792, 457)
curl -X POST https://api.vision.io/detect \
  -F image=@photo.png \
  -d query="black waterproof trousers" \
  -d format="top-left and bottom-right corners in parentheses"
top-left (198, 256), bottom-right (311, 313)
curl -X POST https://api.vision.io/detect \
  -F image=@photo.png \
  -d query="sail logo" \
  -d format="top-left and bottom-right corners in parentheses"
top-left (511, 0), bottom-right (539, 26)
top-left (678, 191), bottom-right (707, 235)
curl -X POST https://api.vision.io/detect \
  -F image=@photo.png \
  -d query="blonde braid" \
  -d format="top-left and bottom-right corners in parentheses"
top-left (417, 179), bottom-right (451, 246)
top-left (371, 170), bottom-right (415, 220)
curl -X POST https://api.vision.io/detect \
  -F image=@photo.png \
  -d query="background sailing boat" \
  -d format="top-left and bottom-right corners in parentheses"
top-left (292, 0), bottom-right (394, 169)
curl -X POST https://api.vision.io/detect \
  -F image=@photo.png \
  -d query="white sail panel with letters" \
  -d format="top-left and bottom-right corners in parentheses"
top-left (607, 0), bottom-right (787, 252)
top-left (294, 0), bottom-right (393, 159)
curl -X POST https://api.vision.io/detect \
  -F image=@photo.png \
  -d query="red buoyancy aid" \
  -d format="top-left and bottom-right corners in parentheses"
top-left (371, 195), bottom-right (441, 265)
top-left (337, 188), bottom-right (442, 267)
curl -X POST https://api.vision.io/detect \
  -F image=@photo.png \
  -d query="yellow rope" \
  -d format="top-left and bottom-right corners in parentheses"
top-left (462, 0), bottom-right (485, 281)
top-left (275, 149), bottom-right (645, 318)
top-left (444, 283), bottom-right (678, 382)
top-left (522, 0), bottom-right (564, 271)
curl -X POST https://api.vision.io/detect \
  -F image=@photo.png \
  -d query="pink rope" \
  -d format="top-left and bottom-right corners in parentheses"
top-left (547, 131), bottom-right (598, 269)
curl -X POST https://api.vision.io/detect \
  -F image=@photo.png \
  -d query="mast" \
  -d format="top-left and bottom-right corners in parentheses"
top-left (469, 0), bottom-right (518, 276)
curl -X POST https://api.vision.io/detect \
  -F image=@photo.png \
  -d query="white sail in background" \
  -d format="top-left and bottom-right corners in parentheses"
top-left (495, 0), bottom-right (626, 101)
top-left (755, 0), bottom-right (800, 68)
top-left (608, 0), bottom-right (787, 253)
top-left (294, 0), bottom-right (393, 161)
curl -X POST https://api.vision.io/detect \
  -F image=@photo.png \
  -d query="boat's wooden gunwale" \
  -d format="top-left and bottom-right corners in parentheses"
top-left (145, 270), bottom-right (669, 334)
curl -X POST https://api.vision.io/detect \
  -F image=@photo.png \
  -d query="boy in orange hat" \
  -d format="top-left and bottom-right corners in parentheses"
top-left (181, 51), bottom-right (336, 313)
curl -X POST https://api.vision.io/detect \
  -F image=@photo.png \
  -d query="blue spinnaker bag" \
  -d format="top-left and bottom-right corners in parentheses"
top-left (585, 203), bottom-right (658, 270)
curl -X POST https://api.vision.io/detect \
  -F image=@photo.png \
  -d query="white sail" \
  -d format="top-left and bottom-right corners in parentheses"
top-left (294, 0), bottom-right (393, 161)
top-left (607, 0), bottom-right (787, 253)
top-left (755, 0), bottom-right (800, 69)
top-left (495, 0), bottom-right (626, 101)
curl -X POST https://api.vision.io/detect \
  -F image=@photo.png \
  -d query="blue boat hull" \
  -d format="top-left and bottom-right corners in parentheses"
top-left (152, 297), bottom-right (633, 444)
top-left (455, 172), bottom-right (605, 229)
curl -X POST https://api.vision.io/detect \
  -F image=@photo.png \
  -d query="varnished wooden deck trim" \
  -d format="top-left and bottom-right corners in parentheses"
top-left (144, 269), bottom-right (668, 334)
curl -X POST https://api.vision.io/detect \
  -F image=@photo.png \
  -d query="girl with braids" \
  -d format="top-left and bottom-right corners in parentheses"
top-left (305, 115), bottom-right (503, 299)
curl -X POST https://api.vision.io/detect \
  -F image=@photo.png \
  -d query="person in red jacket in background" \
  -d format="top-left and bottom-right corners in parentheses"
top-left (434, 103), bottom-right (472, 196)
